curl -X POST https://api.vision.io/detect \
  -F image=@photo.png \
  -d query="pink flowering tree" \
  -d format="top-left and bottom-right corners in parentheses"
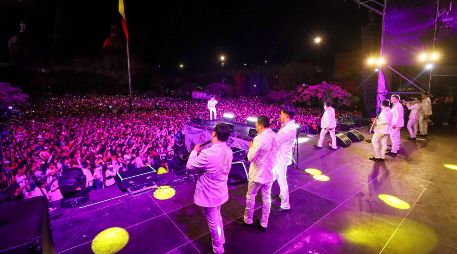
top-left (293, 81), bottom-right (352, 106)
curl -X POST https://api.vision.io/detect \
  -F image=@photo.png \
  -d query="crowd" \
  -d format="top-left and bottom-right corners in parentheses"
top-left (0, 95), bottom-right (362, 203)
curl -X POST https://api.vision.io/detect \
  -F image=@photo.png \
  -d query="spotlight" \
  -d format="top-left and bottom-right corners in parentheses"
top-left (247, 116), bottom-right (257, 123)
top-left (418, 52), bottom-right (428, 62)
top-left (425, 63), bottom-right (434, 70)
top-left (376, 57), bottom-right (385, 66)
top-left (314, 36), bottom-right (322, 44)
top-left (179, 63), bottom-right (184, 69)
top-left (374, 68), bottom-right (379, 72)
top-left (378, 194), bottom-right (410, 210)
top-left (223, 112), bottom-right (235, 119)
top-left (430, 52), bottom-right (440, 61)
top-left (220, 55), bottom-right (225, 62)
top-left (367, 57), bottom-right (376, 65)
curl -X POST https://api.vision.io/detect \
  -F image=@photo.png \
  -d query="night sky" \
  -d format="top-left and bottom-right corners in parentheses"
top-left (0, 0), bottom-right (371, 73)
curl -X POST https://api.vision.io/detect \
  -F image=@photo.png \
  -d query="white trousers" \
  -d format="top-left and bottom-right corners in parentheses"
top-left (274, 163), bottom-right (290, 209)
top-left (244, 181), bottom-right (273, 228)
top-left (389, 127), bottom-right (401, 153)
top-left (209, 108), bottom-right (217, 120)
top-left (407, 118), bottom-right (419, 138)
top-left (317, 128), bottom-right (337, 149)
top-left (202, 206), bottom-right (225, 254)
top-left (419, 114), bottom-right (429, 135)
top-left (372, 132), bottom-right (389, 159)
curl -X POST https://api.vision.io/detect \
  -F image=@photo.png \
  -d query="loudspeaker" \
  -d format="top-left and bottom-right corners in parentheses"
top-left (347, 129), bottom-right (365, 142)
top-left (116, 165), bottom-right (157, 191)
top-left (336, 133), bottom-right (352, 148)
top-left (0, 196), bottom-right (55, 254)
top-left (59, 167), bottom-right (86, 197)
top-left (228, 161), bottom-right (249, 185)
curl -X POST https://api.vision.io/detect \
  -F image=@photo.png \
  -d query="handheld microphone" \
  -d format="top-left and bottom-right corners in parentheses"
top-left (201, 140), bottom-right (211, 147)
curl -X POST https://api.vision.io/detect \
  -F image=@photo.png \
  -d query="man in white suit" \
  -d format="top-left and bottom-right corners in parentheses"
top-left (419, 93), bottom-right (432, 137)
top-left (240, 116), bottom-right (278, 232)
top-left (405, 98), bottom-right (422, 141)
top-left (387, 94), bottom-right (404, 157)
top-left (370, 99), bottom-right (393, 162)
top-left (272, 107), bottom-right (296, 212)
top-left (314, 101), bottom-right (337, 150)
top-left (208, 96), bottom-right (218, 120)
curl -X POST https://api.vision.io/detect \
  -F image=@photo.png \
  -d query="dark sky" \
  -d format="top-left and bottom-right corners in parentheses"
top-left (0, 0), bottom-right (371, 73)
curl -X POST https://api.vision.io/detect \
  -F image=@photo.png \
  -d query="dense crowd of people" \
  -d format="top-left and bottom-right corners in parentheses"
top-left (0, 95), bottom-right (362, 203)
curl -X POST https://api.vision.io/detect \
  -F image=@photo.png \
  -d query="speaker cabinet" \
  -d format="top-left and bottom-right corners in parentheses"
top-left (336, 133), bottom-right (352, 148)
top-left (347, 129), bottom-right (365, 142)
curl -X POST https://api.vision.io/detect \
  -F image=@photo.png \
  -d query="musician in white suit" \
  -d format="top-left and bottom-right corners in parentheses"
top-left (419, 93), bottom-right (432, 137)
top-left (208, 97), bottom-right (218, 120)
top-left (315, 101), bottom-right (337, 150)
top-left (272, 107), bottom-right (296, 212)
top-left (405, 98), bottom-right (422, 140)
top-left (387, 94), bottom-right (404, 157)
top-left (240, 116), bottom-right (278, 231)
top-left (370, 100), bottom-right (393, 161)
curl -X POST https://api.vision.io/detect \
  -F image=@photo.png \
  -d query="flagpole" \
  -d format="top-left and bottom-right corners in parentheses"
top-left (126, 37), bottom-right (133, 112)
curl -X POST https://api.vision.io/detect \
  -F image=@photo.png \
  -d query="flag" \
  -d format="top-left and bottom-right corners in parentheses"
top-left (119, 0), bottom-right (129, 41)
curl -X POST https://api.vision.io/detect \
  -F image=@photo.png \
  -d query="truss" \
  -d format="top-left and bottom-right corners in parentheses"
top-left (348, 0), bottom-right (385, 16)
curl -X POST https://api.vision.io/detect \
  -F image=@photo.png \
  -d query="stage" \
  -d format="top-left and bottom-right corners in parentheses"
top-left (50, 126), bottom-right (457, 254)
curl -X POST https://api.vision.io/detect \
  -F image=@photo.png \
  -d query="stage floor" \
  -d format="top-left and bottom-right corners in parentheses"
top-left (50, 126), bottom-right (457, 254)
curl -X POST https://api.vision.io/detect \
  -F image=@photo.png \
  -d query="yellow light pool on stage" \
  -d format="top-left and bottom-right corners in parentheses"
top-left (153, 185), bottom-right (176, 200)
top-left (91, 227), bottom-right (129, 254)
top-left (378, 194), bottom-right (411, 210)
top-left (443, 164), bottom-right (457, 170)
top-left (305, 168), bottom-right (322, 175)
top-left (313, 174), bottom-right (330, 182)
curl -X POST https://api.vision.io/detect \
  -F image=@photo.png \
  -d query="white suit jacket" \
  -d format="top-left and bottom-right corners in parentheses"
top-left (421, 98), bottom-right (432, 116)
top-left (374, 107), bottom-right (393, 135)
top-left (186, 142), bottom-right (233, 207)
top-left (247, 128), bottom-right (278, 184)
top-left (274, 120), bottom-right (296, 166)
top-left (320, 107), bottom-right (337, 129)
top-left (391, 102), bottom-right (404, 128)
top-left (207, 99), bottom-right (218, 109)
top-left (407, 103), bottom-right (422, 120)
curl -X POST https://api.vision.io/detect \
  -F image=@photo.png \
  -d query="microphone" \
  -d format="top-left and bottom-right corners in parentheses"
top-left (200, 140), bottom-right (211, 147)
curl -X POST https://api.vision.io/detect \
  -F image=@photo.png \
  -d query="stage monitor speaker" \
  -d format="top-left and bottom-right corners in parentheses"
top-left (116, 165), bottom-right (157, 191)
top-left (228, 161), bottom-right (249, 185)
top-left (58, 167), bottom-right (86, 197)
top-left (347, 129), bottom-right (365, 142)
top-left (336, 133), bottom-right (352, 148)
top-left (0, 196), bottom-right (55, 254)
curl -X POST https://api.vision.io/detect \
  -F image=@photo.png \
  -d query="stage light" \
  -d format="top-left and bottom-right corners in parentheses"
top-left (430, 52), bottom-right (440, 61)
top-left (179, 63), bottom-right (184, 69)
top-left (374, 68), bottom-right (379, 72)
top-left (297, 137), bottom-right (310, 144)
top-left (376, 57), bottom-right (385, 66)
top-left (223, 112), bottom-right (235, 119)
top-left (367, 57), bottom-right (376, 65)
top-left (378, 194), bottom-right (410, 210)
top-left (153, 185), bottom-right (176, 200)
top-left (425, 63), bottom-right (434, 70)
top-left (91, 227), bottom-right (129, 254)
top-left (313, 174), bottom-right (330, 182)
top-left (444, 164), bottom-right (457, 170)
top-left (314, 36), bottom-right (322, 44)
top-left (247, 116), bottom-right (257, 123)
top-left (305, 168), bottom-right (322, 175)
top-left (220, 55), bottom-right (225, 62)
top-left (418, 52), bottom-right (428, 62)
